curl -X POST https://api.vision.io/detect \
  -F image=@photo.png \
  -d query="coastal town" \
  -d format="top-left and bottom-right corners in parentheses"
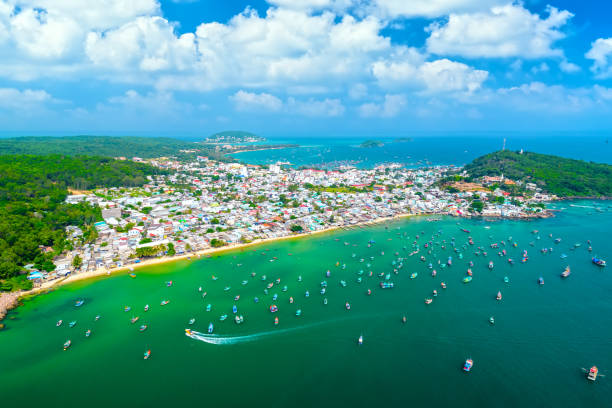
top-left (22, 156), bottom-right (554, 288)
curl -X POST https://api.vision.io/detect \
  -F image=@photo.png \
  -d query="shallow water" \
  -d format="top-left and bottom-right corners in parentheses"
top-left (1, 201), bottom-right (611, 407)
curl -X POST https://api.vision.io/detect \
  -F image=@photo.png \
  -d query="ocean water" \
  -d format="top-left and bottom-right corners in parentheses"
top-left (1, 201), bottom-right (611, 407)
top-left (232, 134), bottom-right (612, 168)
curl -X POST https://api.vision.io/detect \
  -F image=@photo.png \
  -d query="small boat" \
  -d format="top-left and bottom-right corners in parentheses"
top-left (189, 318), bottom-right (195, 325)
top-left (234, 295), bottom-right (240, 301)
top-left (488, 261), bottom-right (494, 270)
top-left (305, 291), bottom-right (310, 298)
top-left (75, 300), bottom-right (84, 307)
top-left (425, 298), bottom-right (433, 305)
top-left (223, 286), bottom-right (231, 291)
top-left (139, 325), bottom-right (147, 332)
top-left (410, 273), bottom-right (418, 279)
top-left (56, 320), bottom-right (63, 327)
top-left (441, 282), bottom-right (446, 289)
top-left (208, 323), bottom-right (214, 333)
top-left (63, 340), bottom-right (71, 350)
top-left (323, 298), bottom-right (328, 305)
top-left (463, 359), bottom-right (473, 372)
top-left (433, 290), bottom-right (438, 297)
top-left (129, 273), bottom-right (136, 278)
top-left (467, 269), bottom-right (473, 276)
top-left (289, 296), bottom-right (294, 304)
top-left (220, 314), bottom-right (228, 321)
top-left (489, 316), bottom-right (495, 325)
top-left (587, 366), bottom-right (598, 381)
top-left (380, 282), bottom-right (394, 289)
top-left (561, 266), bottom-right (571, 278)
top-left (124, 306), bottom-right (131, 312)
top-left (206, 304), bottom-right (212, 312)
top-left (131, 316), bottom-right (140, 324)
top-left (463, 276), bottom-right (472, 283)
top-left (274, 316), bottom-right (279, 325)
top-left (95, 315), bottom-right (100, 321)
top-left (367, 289), bottom-right (372, 295)
top-left (345, 302), bottom-right (351, 310)
top-left (496, 291), bottom-right (502, 301)
top-left (358, 335), bottom-right (363, 345)
top-left (296, 309), bottom-right (302, 317)
top-left (144, 305), bottom-right (149, 312)
top-left (160, 300), bottom-right (169, 306)
top-left (144, 350), bottom-right (151, 360)
top-left (232, 305), bottom-right (237, 314)
top-left (432, 270), bottom-right (437, 277)
top-left (592, 257), bottom-right (606, 267)
top-left (269, 305), bottom-right (278, 313)
top-left (69, 321), bottom-right (77, 328)
top-left (235, 315), bottom-right (244, 324)
top-left (402, 316), bottom-right (407, 323)
top-left (538, 277), bottom-right (545, 285)
top-left (166, 281), bottom-right (173, 287)
top-left (85, 329), bottom-right (91, 337)
top-left (503, 276), bottom-right (509, 283)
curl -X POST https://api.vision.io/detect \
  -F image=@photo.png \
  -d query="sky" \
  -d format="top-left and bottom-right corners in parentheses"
top-left (1, 0), bottom-right (612, 137)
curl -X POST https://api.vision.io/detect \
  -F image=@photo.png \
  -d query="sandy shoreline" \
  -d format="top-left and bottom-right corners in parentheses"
top-left (0, 213), bottom-right (416, 320)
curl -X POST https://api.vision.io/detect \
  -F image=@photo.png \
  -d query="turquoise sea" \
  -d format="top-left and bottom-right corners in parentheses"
top-left (232, 134), bottom-right (612, 168)
top-left (1, 201), bottom-right (611, 407)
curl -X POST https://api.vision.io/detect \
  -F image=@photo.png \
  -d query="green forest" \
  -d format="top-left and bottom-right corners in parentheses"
top-left (0, 155), bottom-right (164, 281)
top-left (464, 150), bottom-right (612, 197)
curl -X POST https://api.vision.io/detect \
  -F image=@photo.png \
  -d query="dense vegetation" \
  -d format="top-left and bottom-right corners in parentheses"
top-left (464, 150), bottom-right (612, 197)
top-left (0, 136), bottom-right (198, 158)
top-left (0, 155), bottom-right (164, 281)
top-left (360, 140), bottom-right (384, 148)
top-left (205, 131), bottom-right (264, 142)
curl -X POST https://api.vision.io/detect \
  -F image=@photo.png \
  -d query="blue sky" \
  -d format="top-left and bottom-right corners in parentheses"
top-left (1, 0), bottom-right (612, 137)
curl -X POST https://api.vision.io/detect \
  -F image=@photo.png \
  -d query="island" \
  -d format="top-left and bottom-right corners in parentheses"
top-left (204, 131), bottom-right (265, 144)
top-left (393, 137), bottom-right (413, 143)
top-left (360, 140), bottom-right (384, 148)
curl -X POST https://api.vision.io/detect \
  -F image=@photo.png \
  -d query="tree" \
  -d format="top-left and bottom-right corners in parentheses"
top-left (470, 200), bottom-right (484, 213)
top-left (72, 255), bottom-right (82, 269)
top-left (210, 239), bottom-right (226, 248)
top-left (167, 242), bottom-right (176, 256)
top-left (211, 218), bottom-right (220, 224)
top-left (290, 224), bottom-right (303, 233)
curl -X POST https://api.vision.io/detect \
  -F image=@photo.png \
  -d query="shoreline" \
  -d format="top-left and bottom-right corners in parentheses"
top-left (0, 212), bottom-right (417, 320)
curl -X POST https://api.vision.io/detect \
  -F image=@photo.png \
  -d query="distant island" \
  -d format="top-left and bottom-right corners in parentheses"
top-left (393, 137), bottom-right (413, 143)
top-left (462, 150), bottom-right (612, 198)
top-left (205, 131), bottom-right (265, 144)
top-left (360, 140), bottom-right (384, 148)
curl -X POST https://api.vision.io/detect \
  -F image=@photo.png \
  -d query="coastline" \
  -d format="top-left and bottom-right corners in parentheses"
top-left (0, 212), bottom-right (417, 320)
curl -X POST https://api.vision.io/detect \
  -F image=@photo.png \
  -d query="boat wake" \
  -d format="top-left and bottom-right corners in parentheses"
top-left (186, 327), bottom-right (303, 345)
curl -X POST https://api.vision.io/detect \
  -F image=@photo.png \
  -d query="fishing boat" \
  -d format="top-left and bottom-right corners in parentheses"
top-left (220, 314), bottom-right (228, 321)
top-left (380, 282), bottom-right (394, 289)
top-left (432, 270), bottom-right (437, 277)
top-left (189, 318), bottom-right (195, 325)
top-left (296, 309), bottom-right (302, 317)
top-left (489, 316), bottom-right (495, 325)
top-left (410, 273), bottom-right (418, 279)
top-left (462, 276), bottom-right (472, 283)
top-left (274, 316), bottom-right (279, 325)
top-left (503, 276), bottom-right (509, 283)
top-left (433, 290), bottom-right (438, 297)
top-left (323, 298), bottom-right (328, 305)
top-left (144, 304), bottom-right (149, 312)
top-left (234, 295), bottom-right (241, 301)
top-left (131, 316), bottom-right (139, 324)
top-left (232, 305), bottom-right (237, 314)
top-left (85, 329), bottom-right (91, 337)
top-left (289, 296), bottom-right (294, 303)
top-left (538, 277), bottom-right (545, 285)
top-left (166, 281), bottom-right (173, 287)
top-left (124, 306), bottom-right (131, 312)
top-left (358, 335), bottom-right (363, 345)
top-left (496, 291), bottom-right (502, 301)
top-left (224, 286), bottom-right (231, 291)
top-left (160, 300), bottom-right (169, 306)
top-left (63, 340), bottom-right (71, 351)
top-left (345, 302), bottom-right (351, 310)
top-left (129, 273), bottom-right (136, 278)
top-left (95, 315), bottom-right (100, 321)
top-left (305, 291), bottom-right (310, 298)
top-left (425, 298), bottom-right (433, 305)
top-left (208, 323), bottom-right (214, 333)
top-left (592, 257), bottom-right (606, 267)
top-left (144, 350), bottom-right (151, 360)
top-left (367, 289), bottom-right (372, 295)
top-left (75, 299), bottom-right (84, 307)
top-left (269, 305), bottom-right (278, 313)
top-left (587, 366), bottom-right (598, 381)
top-left (235, 315), bottom-right (244, 324)
top-left (69, 321), bottom-right (77, 328)
top-left (561, 266), bottom-right (571, 278)
top-left (463, 359), bottom-right (473, 372)
top-left (56, 320), bottom-right (63, 327)
top-left (467, 269), bottom-right (473, 276)
top-left (488, 261), bottom-right (494, 270)
top-left (402, 316), bottom-right (407, 323)
top-left (441, 282), bottom-right (446, 289)
top-left (206, 304), bottom-right (212, 312)
top-left (139, 325), bottom-right (147, 332)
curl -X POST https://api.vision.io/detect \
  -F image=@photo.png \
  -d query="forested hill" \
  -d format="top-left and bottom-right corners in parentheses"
top-left (0, 155), bottom-right (164, 282)
top-left (0, 136), bottom-right (197, 158)
top-left (464, 150), bottom-right (612, 197)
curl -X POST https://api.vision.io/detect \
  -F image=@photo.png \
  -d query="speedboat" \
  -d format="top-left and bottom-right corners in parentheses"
top-left (63, 340), bottom-right (71, 351)
top-left (208, 323), bottom-right (214, 334)
top-left (144, 350), bottom-right (151, 360)
top-left (85, 329), bottom-right (91, 337)
top-left (131, 316), bottom-right (139, 324)
top-left (561, 266), bottom-right (571, 278)
top-left (75, 300), bottom-right (84, 307)
top-left (189, 318), bottom-right (196, 325)
top-left (160, 300), bottom-right (169, 306)
top-left (425, 298), bottom-right (433, 305)
top-left (56, 320), bottom-right (63, 327)
top-left (463, 276), bottom-right (472, 283)
top-left (69, 321), bottom-right (77, 328)
top-left (592, 257), bottom-right (606, 267)
top-left (358, 335), bottom-right (363, 345)
top-left (139, 325), bottom-right (147, 332)
top-left (463, 359), bottom-right (473, 372)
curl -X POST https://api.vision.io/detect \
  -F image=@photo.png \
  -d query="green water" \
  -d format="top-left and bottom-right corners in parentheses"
top-left (1, 202), bottom-right (611, 407)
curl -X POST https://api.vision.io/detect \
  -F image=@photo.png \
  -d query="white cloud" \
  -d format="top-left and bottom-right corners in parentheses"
top-left (559, 60), bottom-right (580, 74)
top-left (372, 0), bottom-right (506, 19)
top-left (288, 97), bottom-right (345, 116)
top-left (586, 38), bottom-right (612, 79)
top-left (359, 94), bottom-right (406, 117)
top-left (349, 83), bottom-right (368, 99)
top-left (230, 90), bottom-right (283, 112)
top-left (0, 87), bottom-right (53, 109)
top-left (426, 4), bottom-right (572, 59)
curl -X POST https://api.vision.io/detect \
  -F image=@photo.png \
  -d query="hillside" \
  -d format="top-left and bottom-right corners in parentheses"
top-left (0, 155), bottom-right (165, 281)
top-left (360, 140), bottom-right (384, 148)
top-left (0, 136), bottom-right (198, 158)
top-left (464, 150), bottom-right (612, 197)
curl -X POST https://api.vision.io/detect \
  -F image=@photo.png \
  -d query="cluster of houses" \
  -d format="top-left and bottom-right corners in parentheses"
top-left (28, 158), bottom-right (552, 283)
